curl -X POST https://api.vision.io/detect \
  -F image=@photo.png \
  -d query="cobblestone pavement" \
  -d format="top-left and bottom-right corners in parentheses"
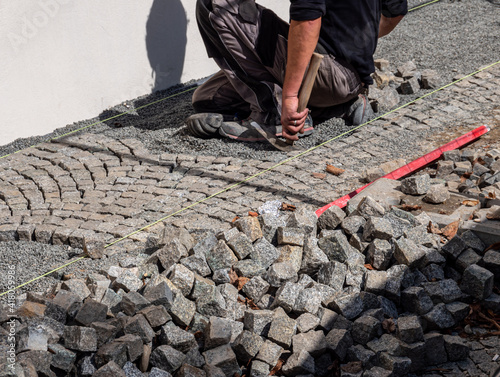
top-left (1, 62), bottom-right (500, 377)
top-left (1, 65), bottom-right (499, 257)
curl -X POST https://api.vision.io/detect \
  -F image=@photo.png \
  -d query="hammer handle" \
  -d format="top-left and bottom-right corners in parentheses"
top-left (286, 52), bottom-right (324, 145)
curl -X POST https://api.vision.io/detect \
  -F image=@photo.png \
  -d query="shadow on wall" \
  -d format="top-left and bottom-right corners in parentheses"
top-left (146, 0), bottom-right (188, 91)
top-left (98, 0), bottom-right (192, 132)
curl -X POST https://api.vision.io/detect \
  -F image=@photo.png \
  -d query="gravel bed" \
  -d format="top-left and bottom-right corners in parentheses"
top-left (1, 0), bottom-right (498, 161)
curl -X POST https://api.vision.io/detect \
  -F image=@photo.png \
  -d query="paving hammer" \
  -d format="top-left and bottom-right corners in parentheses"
top-left (251, 52), bottom-right (324, 152)
top-left (286, 52), bottom-right (324, 146)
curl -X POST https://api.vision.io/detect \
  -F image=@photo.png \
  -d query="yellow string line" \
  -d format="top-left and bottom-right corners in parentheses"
top-left (409, 0), bottom-right (441, 12)
top-left (2, 59), bottom-right (499, 298)
top-left (0, 87), bottom-right (197, 161)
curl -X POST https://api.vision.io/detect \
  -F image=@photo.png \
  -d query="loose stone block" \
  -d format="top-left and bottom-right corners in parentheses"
top-left (244, 309), bottom-right (274, 337)
top-left (287, 206), bottom-right (317, 234)
top-left (460, 230), bottom-right (485, 253)
top-left (234, 216), bottom-right (263, 242)
top-left (423, 184), bottom-right (450, 204)
top-left (177, 364), bottom-right (206, 377)
top-left (139, 305), bottom-right (171, 328)
top-left (292, 330), bottom-right (327, 356)
top-left (191, 274), bottom-right (216, 301)
top-left (366, 239), bottom-right (393, 270)
top-left (204, 316), bottom-right (232, 350)
top-left (379, 353), bottom-right (411, 376)
top-left (296, 313), bottom-right (320, 333)
top-left (317, 261), bottom-right (347, 291)
top-left (330, 293), bottom-right (364, 320)
top-left (347, 344), bottom-right (377, 369)
top-left (443, 335), bottom-right (469, 361)
top-left (161, 325), bottom-right (196, 353)
top-left (233, 259), bottom-right (266, 278)
top-left (401, 286), bottom-right (433, 315)
top-left (272, 282), bottom-right (302, 313)
top-left (250, 360), bottom-right (270, 377)
top-left (397, 315), bottom-right (423, 343)
top-left (169, 264), bottom-right (195, 297)
top-left (341, 215), bottom-right (366, 236)
top-left (170, 293), bottom-right (197, 327)
top-left (143, 281), bottom-right (174, 308)
top-left (115, 334), bottom-right (143, 362)
top-left (64, 326), bottom-right (97, 352)
top-left (241, 276), bottom-right (270, 302)
top-left (394, 238), bottom-right (425, 268)
top-left (300, 236), bottom-right (329, 274)
top-left (61, 279), bottom-right (91, 301)
top-left (196, 286), bottom-right (227, 318)
top-left (293, 288), bottom-right (322, 315)
top-left (362, 217), bottom-right (394, 241)
top-left (124, 314), bottom-right (155, 343)
top-left (352, 316), bottom-right (382, 345)
top-left (256, 340), bottom-right (283, 367)
top-left (317, 307), bottom-right (339, 332)
top-left (48, 344), bottom-right (76, 372)
top-left (422, 303), bottom-right (455, 330)
top-left (422, 279), bottom-right (463, 304)
top-left (401, 174), bottom-right (430, 195)
top-left (206, 240), bottom-right (238, 273)
top-left (203, 344), bottom-right (241, 377)
top-left (95, 341), bottom-right (128, 368)
top-left (90, 322), bottom-right (119, 348)
top-left (74, 299), bottom-right (107, 326)
top-left (277, 226), bottom-right (305, 246)
top-left (277, 244), bottom-right (303, 273)
top-left (326, 329), bottom-right (353, 360)
top-left (265, 262), bottom-right (298, 287)
top-left (441, 235), bottom-right (467, 260)
top-left (93, 361), bottom-right (127, 377)
top-left (445, 301), bottom-right (469, 323)
top-left (317, 205), bottom-right (346, 230)
top-left (233, 330), bottom-right (264, 363)
top-left (356, 196), bottom-right (385, 219)
top-left (317, 230), bottom-right (351, 263)
top-left (112, 270), bottom-right (142, 292)
top-left (149, 367), bottom-right (174, 377)
top-left (364, 270), bottom-right (388, 296)
top-left (251, 238), bottom-right (281, 269)
top-left (150, 345), bottom-right (186, 374)
top-left (227, 232), bottom-right (254, 260)
top-left (366, 334), bottom-right (403, 357)
top-left (180, 255), bottom-right (211, 277)
top-left (460, 264), bottom-right (494, 300)
top-left (281, 350), bottom-right (315, 376)
top-left (267, 313), bottom-right (297, 348)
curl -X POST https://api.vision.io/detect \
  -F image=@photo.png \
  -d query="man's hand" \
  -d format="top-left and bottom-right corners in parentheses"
top-left (281, 18), bottom-right (321, 140)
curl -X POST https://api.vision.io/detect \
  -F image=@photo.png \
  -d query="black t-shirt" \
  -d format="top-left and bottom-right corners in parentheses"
top-left (290, 0), bottom-right (408, 85)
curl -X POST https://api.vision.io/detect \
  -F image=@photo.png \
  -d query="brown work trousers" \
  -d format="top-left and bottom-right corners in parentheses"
top-left (192, 0), bottom-right (363, 124)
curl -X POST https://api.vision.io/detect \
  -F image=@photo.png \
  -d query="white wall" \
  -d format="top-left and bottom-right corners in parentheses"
top-left (0, 0), bottom-right (288, 146)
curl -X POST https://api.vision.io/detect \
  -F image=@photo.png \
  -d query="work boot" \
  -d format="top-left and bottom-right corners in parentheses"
top-left (185, 113), bottom-right (224, 138)
top-left (344, 94), bottom-right (375, 126)
top-left (218, 115), bottom-right (314, 142)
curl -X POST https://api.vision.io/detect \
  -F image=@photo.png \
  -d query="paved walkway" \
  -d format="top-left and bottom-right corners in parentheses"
top-left (0, 64), bottom-right (499, 258)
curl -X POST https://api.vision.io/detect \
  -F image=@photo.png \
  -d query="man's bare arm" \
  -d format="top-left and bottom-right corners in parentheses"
top-left (379, 14), bottom-right (404, 37)
top-left (281, 18), bottom-right (321, 140)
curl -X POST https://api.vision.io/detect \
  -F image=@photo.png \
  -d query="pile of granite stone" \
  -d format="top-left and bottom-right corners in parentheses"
top-left (368, 59), bottom-right (442, 111)
top-left (8, 180), bottom-right (499, 377)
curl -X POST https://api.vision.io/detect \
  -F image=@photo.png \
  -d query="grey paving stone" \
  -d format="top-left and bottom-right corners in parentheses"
top-left (160, 325), bottom-right (196, 353)
top-left (341, 215), bottom-right (366, 236)
top-left (206, 240), bottom-right (238, 273)
top-left (190, 274), bottom-right (216, 301)
top-left (424, 184), bottom-right (450, 204)
top-left (277, 226), bottom-right (305, 246)
top-left (444, 335), bottom-right (469, 362)
top-left (366, 334), bottom-right (403, 357)
top-left (115, 334), bottom-right (143, 363)
top-left (394, 237), bottom-right (425, 268)
top-left (352, 316), bottom-right (382, 345)
top-left (364, 270), bottom-right (388, 296)
top-left (379, 353), bottom-right (411, 376)
top-left (256, 339), bottom-right (283, 367)
top-left (170, 293), bottom-right (196, 327)
top-left (397, 315), bottom-right (423, 343)
top-left (460, 264), bottom-right (494, 300)
top-left (226, 231), bottom-right (253, 259)
top-left (143, 281), bottom-right (174, 308)
top-left (95, 341), bottom-right (128, 368)
top-left (150, 345), bottom-right (186, 374)
top-left (243, 309), bottom-right (274, 337)
top-left (195, 286), bottom-right (227, 318)
top-left (267, 313), bottom-right (297, 349)
top-left (232, 330), bottom-right (264, 363)
top-left (265, 262), bottom-right (298, 287)
top-left (93, 360), bottom-right (127, 377)
top-left (64, 326), bottom-right (97, 352)
top-left (180, 255), bottom-right (212, 277)
top-left (293, 288), bottom-right (322, 315)
top-left (233, 259), bottom-right (266, 278)
top-left (234, 216), bottom-right (263, 242)
top-left (176, 364), bottom-right (206, 377)
top-left (441, 235), bottom-right (467, 260)
top-left (317, 261), bottom-right (347, 291)
top-left (281, 350), bottom-right (315, 376)
top-left (296, 313), bottom-right (320, 333)
top-left (272, 282), bottom-right (302, 313)
top-left (317, 205), bottom-right (346, 230)
top-left (356, 196), bottom-right (385, 219)
top-left (74, 299), bottom-right (107, 326)
top-left (124, 314), bottom-right (155, 343)
top-left (401, 174), bottom-right (431, 195)
top-left (330, 293), bottom-right (364, 320)
top-left (203, 316), bottom-right (232, 351)
top-left (460, 229), bottom-right (486, 253)
top-left (422, 279), bottom-right (463, 304)
top-left (241, 276), bottom-right (270, 302)
top-left (401, 286), bottom-right (433, 315)
top-left (445, 301), bottom-right (469, 323)
top-left (120, 291), bottom-right (151, 316)
top-left (112, 270), bottom-right (143, 293)
top-left (300, 236), bottom-right (329, 274)
top-left (202, 344), bottom-right (241, 377)
top-left (61, 279), bottom-right (91, 301)
top-left (347, 344), bottom-right (377, 369)
top-left (366, 239), bottom-right (393, 270)
top-left (317, 307), bottom-right (339, 332)
top-left (362, 217), bottom-right (394, 241)
top-left (317, 230), bottom-right (351, 263)
top-left (251, 237), bottom-right (280, 269)
top-left (326, 329), bottom-right (353, 360)
top-left (276, 244), bottom-right (303, 273)
top-left (48, 343), bottom-right (77, 372)
top-left (423, 303), bottom-right (455, 330)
